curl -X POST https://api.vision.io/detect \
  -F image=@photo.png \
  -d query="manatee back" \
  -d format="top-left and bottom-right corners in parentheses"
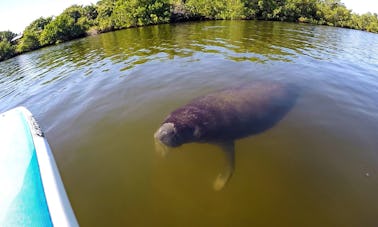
top-left (165, 82), bottom-right (298, 142)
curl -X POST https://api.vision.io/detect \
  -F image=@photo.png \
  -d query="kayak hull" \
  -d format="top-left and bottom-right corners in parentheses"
top-left (0, 107), bottom-right (78, 226)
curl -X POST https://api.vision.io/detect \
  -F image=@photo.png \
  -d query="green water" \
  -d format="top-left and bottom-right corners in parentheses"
top-left (1, 20), bottom-right (378, 226)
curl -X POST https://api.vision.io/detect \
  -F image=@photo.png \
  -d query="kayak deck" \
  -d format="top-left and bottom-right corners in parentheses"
top-left (0, 107), bottom-right (78, 226)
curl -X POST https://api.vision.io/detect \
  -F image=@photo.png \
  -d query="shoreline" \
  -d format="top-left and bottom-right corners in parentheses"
top-left (0, 0), bottom-right (378, 62)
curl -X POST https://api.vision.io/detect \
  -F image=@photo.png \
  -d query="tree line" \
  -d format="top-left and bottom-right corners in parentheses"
top-left (1, 0), bottom-right (378, 61)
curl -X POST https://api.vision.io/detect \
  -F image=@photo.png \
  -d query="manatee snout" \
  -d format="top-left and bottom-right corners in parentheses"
top-left (154, 122), bottom-right (179, 156)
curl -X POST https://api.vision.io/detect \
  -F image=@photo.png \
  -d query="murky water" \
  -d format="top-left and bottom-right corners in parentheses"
top-left (1, 20), bottom-right (378, 226)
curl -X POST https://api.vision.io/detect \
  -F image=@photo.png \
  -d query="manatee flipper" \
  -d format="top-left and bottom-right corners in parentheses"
top-left (213, 141), bottom-right (235, 191)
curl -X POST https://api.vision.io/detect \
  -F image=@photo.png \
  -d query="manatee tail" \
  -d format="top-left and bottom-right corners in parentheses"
top-left (213, 141), bottom-right (235, 191)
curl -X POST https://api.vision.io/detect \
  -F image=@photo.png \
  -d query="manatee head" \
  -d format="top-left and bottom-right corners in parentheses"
top-left (154, 120), bottom-right (200, 156)
top-left (154, 122), bottom-right (181, 146)
top-left (154, 122), bottom-right (180, 157)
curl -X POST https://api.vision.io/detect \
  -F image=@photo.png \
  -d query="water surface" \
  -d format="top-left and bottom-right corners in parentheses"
top-left (1, 21), bottom-right (378, 226)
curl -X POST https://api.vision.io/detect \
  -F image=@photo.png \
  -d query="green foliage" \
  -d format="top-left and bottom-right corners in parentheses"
top-left (185, 0), bottom-right (244, 19)
top-left (316, 0), bottom-right (351, 27)
top-left (355, 13), bottom-right (378, 32)
top-left (183, 0), bottom-right (378, 32)
top-left (281, 0), bottom-right (318, 22)
top-left (17, 17), bottom-right (52, 52)
top-left (242, 0), bottom-right (258, 19)
top-left (94, 0), bottom-right (171, 31)
top-left (17, 31), bottom-right (40, 52)
top-left (83, 4), bottom-right (99, 27)
top-left (0, 31), bottom-right (17, 42)
top-left (256, 0), bottom-right (285, 20)
top-left (39, 5), bottom-right (88, 45)
top-left (25, 17), bottom-right (53, 32)
top-left (110, 0), bottom-right (170, 29)
top-left (0, 40), bottom-right (15, 61)
top-left (95, 0), bottom-right (117, 31)
top-left (0, 31), bottom-right (16, 61)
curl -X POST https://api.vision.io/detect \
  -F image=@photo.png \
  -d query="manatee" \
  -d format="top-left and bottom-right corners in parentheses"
top-left (154, 81), bottom-right (298, 190)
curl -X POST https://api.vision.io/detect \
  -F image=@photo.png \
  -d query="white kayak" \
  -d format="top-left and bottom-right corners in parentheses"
top-left (0, 107), bottom-right (78, 226)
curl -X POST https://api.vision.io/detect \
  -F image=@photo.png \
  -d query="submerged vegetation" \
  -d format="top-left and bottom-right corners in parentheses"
top-left (1, 0), bottom-right (378, 61)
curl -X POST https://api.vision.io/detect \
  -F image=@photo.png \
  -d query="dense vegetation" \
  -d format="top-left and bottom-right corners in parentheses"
top-left (0, 31), bottom-right (17, 61)
top-left (1, 0), bottom-right (378, 61)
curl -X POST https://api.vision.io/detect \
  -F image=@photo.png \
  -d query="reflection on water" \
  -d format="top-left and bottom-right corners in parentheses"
top-left (1, 20), bottom-right (378, 226)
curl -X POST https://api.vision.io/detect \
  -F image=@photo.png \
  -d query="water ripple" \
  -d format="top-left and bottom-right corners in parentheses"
top-left (0, 20), bottom-right (377, 116)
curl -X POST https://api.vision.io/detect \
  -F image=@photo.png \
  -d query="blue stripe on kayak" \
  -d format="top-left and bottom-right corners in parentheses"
top-left (2, 110), bottom-right (52, 226)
